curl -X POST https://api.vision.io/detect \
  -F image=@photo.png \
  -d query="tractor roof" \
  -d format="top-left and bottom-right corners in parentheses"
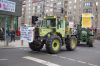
top-left (44, 16), bottom-right (57, 19)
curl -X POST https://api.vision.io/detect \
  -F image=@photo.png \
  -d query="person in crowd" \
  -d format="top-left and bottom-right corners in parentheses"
top-left (16, 28), bottom-right (20, 36)
top-left (10, 29), bottom-right (15, 42)
top-left (0, 28), bottom-right (4, 40)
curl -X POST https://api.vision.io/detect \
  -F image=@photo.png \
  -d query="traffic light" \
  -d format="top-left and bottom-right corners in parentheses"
top-left (32, 16), bottom-right (38, 25)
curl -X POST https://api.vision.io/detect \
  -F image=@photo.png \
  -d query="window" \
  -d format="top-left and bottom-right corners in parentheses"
top-left (74, 5), bottom-right (76, 9)
top-left (57, 20), bottom-right (64, 29)
top-left (84, 2), bottom-right (92, 7)
top-left (90, 2), bottom-right (92, 7)
top-left (85, 9), bottom-right (92, 13)
top-left (74, 0), bottom-right (77, 3)
top-left (96, 2), bottom-right (99, 6)
top-left (69, 1), bottom-right (72, 4)
top-left (42, 18), bottom-right (56, 27)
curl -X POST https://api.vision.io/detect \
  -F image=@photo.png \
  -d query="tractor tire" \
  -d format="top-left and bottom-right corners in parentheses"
top-left (87, 36), bottom-right (94, 47)
top-left (29, 40), bottom-right (44, 51)
top-left (77, 40), bottom-right (80, 46)
top-left (66, 36), bottom-right (77, 51)
top-left (46, 35), bottom-right (61, 54)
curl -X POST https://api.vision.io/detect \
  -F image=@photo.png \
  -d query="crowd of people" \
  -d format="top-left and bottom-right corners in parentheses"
top-left (0, 27), bottom-right (20, 42)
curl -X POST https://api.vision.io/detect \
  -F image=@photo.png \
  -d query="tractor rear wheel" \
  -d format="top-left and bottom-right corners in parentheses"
top-left (66, 36), bottom-right (77, 51)
top-left (29, 40), bottom-right (44, 51)
top-left (46, 35), bottom-right (61, 54)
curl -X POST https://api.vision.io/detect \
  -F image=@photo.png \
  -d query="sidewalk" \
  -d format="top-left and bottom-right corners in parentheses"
top-left (0, 40), bottom-right (29, 48)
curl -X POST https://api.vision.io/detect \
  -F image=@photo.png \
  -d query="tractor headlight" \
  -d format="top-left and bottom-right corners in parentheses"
top-left (44, 16), bottom-right (46, 19)
top-left (54, 16), bottom-right (56, 18)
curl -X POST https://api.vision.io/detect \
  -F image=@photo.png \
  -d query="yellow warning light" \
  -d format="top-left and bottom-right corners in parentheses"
top-left (44, 16), bottom-right (46, 19)
top-left (54, 16), bottom-right (56, 18)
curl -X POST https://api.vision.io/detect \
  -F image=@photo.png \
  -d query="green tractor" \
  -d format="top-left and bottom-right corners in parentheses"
top-left (29, 16), bottom-right (77, 54)
top-left (77, 13), bottom-right (94, 47)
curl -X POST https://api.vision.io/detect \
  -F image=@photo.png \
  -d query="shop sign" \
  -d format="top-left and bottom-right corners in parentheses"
top-left (0, 0), bottom-right (16, 12)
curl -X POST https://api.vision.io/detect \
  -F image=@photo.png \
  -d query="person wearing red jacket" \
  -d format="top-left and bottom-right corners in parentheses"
top-left (16, 28), bottom-right (20, 36)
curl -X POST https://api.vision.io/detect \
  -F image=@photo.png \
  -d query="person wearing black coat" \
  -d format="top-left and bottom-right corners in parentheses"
top-left (10, 30), bottom-right (15, 42)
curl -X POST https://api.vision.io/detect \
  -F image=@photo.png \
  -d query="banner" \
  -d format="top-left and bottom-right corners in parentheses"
top-left (82, 17), bottom-right (92, 28)
top-left (0, 0), bottom-right (16, 12)
top-left (20, 26), bottom-right (35, 42)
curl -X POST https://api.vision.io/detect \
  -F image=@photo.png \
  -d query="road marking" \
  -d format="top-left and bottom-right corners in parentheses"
top-left (23, 56), bottom-right (60, 66)
top-left (51, 55), bottom-right (98, 66)
top-left (0, 59), bottom-right (8, 61)
top-left (87, 63), bottom-right (98, 66)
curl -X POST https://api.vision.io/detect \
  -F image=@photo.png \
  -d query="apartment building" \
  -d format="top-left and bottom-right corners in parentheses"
top-left (20, 0), bottom-right (100, 28)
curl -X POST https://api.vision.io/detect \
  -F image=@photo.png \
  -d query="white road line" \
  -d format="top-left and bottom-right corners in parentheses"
top-left (52, 55), bottom-right (98, 66)
top-left (87, 63), bottom-right (98, 66)
top-left (23, 56), bottom-right (60, 66)
top-left (77, 60), bottom-right (86, 64)
top-left (0, 59), bottom-right (8, 61)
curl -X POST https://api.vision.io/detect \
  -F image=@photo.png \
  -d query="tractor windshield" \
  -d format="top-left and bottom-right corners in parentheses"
top-left (42, 18), bottom-right (56, 27)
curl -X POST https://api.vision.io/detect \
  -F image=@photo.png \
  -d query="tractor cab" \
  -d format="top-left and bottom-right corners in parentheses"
top-left (43, 16), bottom-right (56, 28)
top-left (39, 16), bottom-right (66, 37)
top-left (42, 16), bottom-right (67, 37)
top-left (39, 16), bottom-right (57, 37)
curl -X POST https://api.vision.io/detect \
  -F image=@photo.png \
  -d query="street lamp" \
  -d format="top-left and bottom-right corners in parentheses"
top-left (95, 2), bottom-right (99, 36)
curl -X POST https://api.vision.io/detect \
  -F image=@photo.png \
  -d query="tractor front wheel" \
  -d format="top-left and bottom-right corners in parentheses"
top-left (46, 35), bottom-right (61, 54)
top-left (29, 40), bottom-right (44, 51)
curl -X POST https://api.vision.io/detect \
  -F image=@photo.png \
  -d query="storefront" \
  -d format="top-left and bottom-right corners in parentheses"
top-left (0, 0), bottom-right (22, 31)
top-left (0, 15), bottom-right (18, 31)
top-left (0, 0), bottom-right (22, 42)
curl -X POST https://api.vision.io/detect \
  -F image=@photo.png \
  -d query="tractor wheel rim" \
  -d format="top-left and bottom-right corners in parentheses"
top-left (71, 39), bottom-right (76, 49)
top-left (52, 39), bottom-right (60, 51)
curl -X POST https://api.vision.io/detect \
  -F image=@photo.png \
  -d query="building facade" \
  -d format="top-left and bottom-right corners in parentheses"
top-left (96, 0), bottom-right (100, 28)
top-left (20, 0), bottom-right (100, 28)
top-left (0, 0), bottom-right (22, 31)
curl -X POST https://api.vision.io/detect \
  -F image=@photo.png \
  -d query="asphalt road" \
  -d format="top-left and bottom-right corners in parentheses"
top-left (0, 40), bottom-right (100, 66)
